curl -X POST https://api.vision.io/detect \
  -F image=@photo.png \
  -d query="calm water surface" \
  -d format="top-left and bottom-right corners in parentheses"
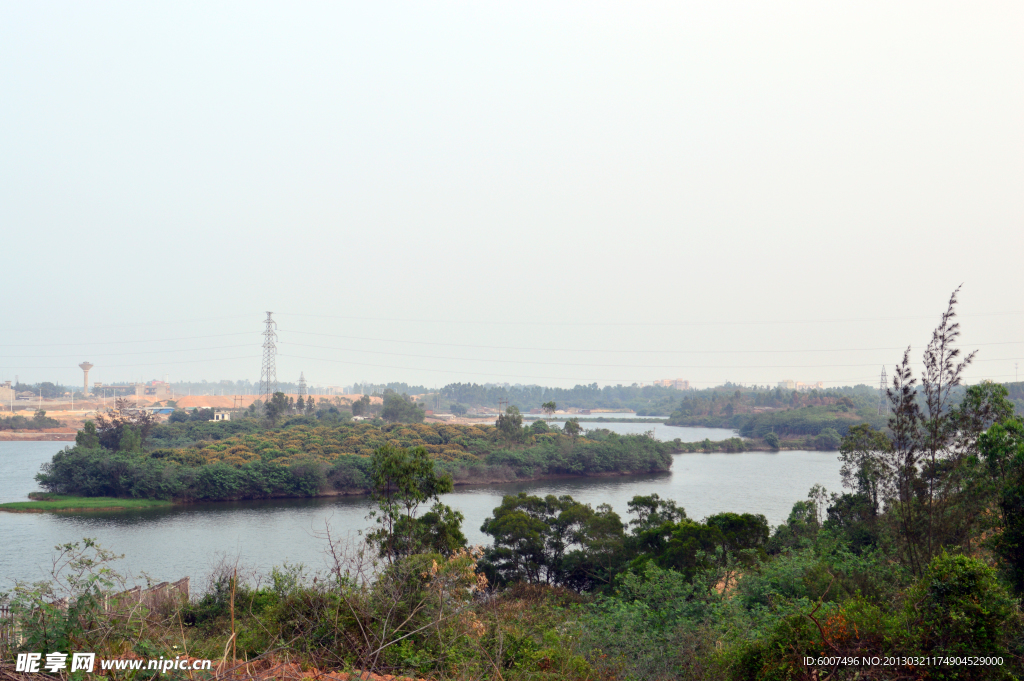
top-left (0, 435), bottom-right (841, 585)
top-left (548, 421), bottom-right (735, 441)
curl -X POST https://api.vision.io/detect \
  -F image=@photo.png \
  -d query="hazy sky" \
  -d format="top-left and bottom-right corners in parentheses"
top-left (2, 2), bottom-right (1021, 391)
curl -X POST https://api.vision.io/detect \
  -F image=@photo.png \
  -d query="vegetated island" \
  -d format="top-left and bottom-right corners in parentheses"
top-left (7, 384), bottom-right (886, 511)
top-left (15, 397), bottom-right (701, 507)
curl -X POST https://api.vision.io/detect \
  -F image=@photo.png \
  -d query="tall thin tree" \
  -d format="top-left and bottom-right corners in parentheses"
top-left (919, 286), bottom-right (976, 559)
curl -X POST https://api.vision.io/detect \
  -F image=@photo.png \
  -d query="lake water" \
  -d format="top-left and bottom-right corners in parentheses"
top-left (525, 412), bottom-right (665, 420)
top-left (548, 421), bottom-right (734, 441)
top-left (0, 434), bottom-right (842, 586)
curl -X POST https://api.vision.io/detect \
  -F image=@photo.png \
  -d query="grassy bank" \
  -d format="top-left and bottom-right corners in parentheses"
top-left (0, 494), bottom-right (172, 512)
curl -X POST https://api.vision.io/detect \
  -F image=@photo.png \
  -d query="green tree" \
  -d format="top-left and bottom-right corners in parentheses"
top-left (74, 420), bottom-right (100, 449)
top-left (413, 502), bottom-right (468, 557)
top-left (496, 405), bottom-right (525, 443)
top-left (814, 427), bottom-right (842, 450)
top-left (480, 492), bottom-right (625, 590)
top-left (905, 553), bottom-right (1018, 668)
top-left (885, 348), bottom-right (927, 575)
top-left (918, 286), bottom-right (976, 564)
top-left (626, 493), bottom-right (687, 531)
top-left (563, 417), bottom-right (582, 439)
top-left (352, 394), bottom-right (371, 416)
top-left (839, 424), bottom-right (889, 514)
top-left (264, 392), bottom-right (293, 425)
top-left (117, 425), bottom-right (142, 452)
top-left (764, 431), bottom-right (780, 450)
top-left (979, 417), bottom-right (1024, 594)
top-left (93, 398), bottom-right (157, 451)
top-left (381, 393), bottom-right (425, 423)
top-left (541, 401), bottom-right (557, 418)
top-left (367, 444), bottom-right (457, 562)
top-left (168, 409), bottom-right (190, 423)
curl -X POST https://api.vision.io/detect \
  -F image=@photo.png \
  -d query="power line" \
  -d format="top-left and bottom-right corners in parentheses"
top-left (0, 344), bottom-right (252, 358)
top-left (5, 314), bottom-right (256, 333)
top-left (278, 351), bottom-right (1008, 386)
top-left (0, 355), bottom-right (260, 370)
top-left (277, 340), bottom-right (1020, 370)
top-left (0, 323), bottom-right (1016, 355)
top-left (281, 329), bottom-right (1023, 355)
top-left (277, 351), bottom-right (1021, 386)
top-left (275, 352), bottom-right (803, 384)
top-left (276, 310), bottom-right (1024, 327)
top-left (0, 332), bottom-right (255, 348)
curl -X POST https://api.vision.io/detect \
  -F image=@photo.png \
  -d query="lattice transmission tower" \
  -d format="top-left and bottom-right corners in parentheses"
top-left (877, 366), bottom-right (888, 416)
top-left (260, 312), bottom-right (278, 403)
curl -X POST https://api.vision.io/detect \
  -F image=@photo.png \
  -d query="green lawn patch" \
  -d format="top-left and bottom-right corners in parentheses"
top-left (0, 494), bottom-right (172, 512)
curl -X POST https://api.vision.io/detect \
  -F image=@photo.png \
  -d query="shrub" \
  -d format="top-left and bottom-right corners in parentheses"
top-left (814, 428), bottom-right (842, 450)
top-left (903, 553), bottom-right (1019, 677)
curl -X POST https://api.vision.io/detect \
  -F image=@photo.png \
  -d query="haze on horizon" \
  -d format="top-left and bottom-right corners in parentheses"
top-left (1, 2), bottom-right (1021, 392)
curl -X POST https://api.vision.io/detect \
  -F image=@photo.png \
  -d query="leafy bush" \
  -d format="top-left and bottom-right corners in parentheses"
top-left (814, 427), bottom-right (842, 450)
top-left (904, 553), bottom-right (1018, 674)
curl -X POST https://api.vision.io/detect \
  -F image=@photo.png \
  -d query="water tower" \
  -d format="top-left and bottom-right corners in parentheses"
top-left (79, 362), bottom-right (94, 396)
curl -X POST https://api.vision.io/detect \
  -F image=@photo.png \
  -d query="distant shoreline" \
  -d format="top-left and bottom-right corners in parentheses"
top-left (521, 416), bottom-right (669, 423)
top-left (0, 432), bottom-right (76, 441)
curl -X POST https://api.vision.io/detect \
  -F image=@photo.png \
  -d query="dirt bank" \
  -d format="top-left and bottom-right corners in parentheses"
top-left (0, 431), bottom-right (76, 441)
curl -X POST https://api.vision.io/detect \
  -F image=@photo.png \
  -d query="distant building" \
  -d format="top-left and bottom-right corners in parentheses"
top-left (212, 411), bottom-right (231, 421)
top-left (0, 381), bottom-right (13, 405)
top-left (652, 379), bottom-right (690, 390)
top-left (142, 381), bottom-right (171, 399)
top-left (796, 381), bottom-right (825, 392)
top-left (777, 380), bottom-right (824, 391)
